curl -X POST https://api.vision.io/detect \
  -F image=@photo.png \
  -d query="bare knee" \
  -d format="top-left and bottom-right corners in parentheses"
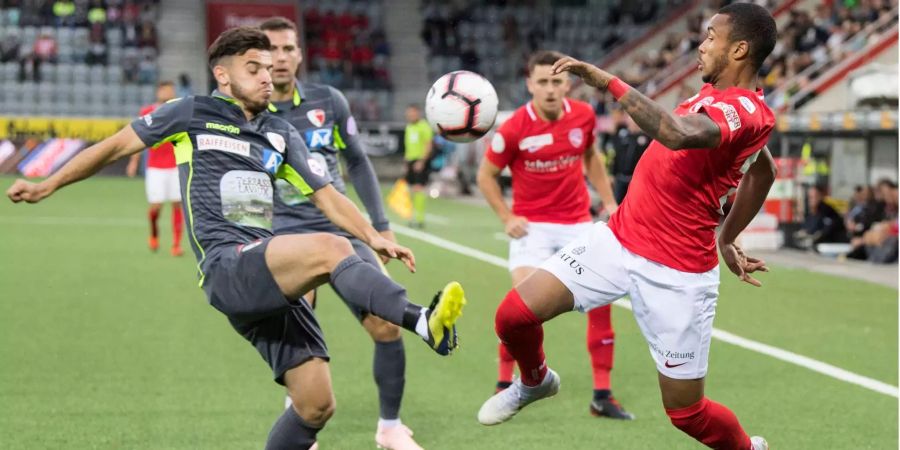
top-left (318, 234), bottom-right (354, 268)
top-left (658, 373), bottom-right (704, 410)
top-left (363, 315), bottom-right (402, 342)
top-left (289, 395), bottom-right (335, 427)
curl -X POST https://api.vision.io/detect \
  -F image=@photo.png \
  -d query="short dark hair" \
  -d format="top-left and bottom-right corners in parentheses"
top-left (407, 103), bottom-right (420, 110)
top-left (527, 50), bottom-right (564, 75)
top-left (259, 16), bottom-right (298, 34)
top-left (208, 26), bottom-right (271, 69)
top-left (877, 178), bottom-right (898, 189)
top-left (718, 3), bottom-right (777, 70)
top-left (157, 80), bottom-right (174, 88)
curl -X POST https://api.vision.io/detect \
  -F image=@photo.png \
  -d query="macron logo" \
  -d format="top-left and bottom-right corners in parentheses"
top-left (205, 122), bottom-right (241, 134)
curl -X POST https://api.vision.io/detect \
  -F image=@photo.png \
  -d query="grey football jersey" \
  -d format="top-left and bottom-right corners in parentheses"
top-left (130, 91), bottom-right (331, 283)
top-left (269, 81), bottom-right (389, 237)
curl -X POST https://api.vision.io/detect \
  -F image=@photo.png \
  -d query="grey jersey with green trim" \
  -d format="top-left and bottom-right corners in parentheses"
top-left (130, 92), bottom-right (331, 278)
top-left (270, 81), bottom-right (389, 237)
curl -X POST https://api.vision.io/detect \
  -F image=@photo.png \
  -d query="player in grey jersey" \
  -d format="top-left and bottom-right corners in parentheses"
top-left (260, 18), bottom-right (423, 450)
top-left (6, 27), bottom-right (466, 450)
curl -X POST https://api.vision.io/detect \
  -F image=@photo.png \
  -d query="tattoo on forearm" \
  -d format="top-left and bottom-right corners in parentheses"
top-left (618, 90), bottom-right (720, 149)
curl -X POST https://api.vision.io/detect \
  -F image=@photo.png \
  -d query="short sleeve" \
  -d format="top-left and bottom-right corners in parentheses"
top-left (130, 97), bottom-right (193, 147)
top-left (696, 95), bottom-right (763, 150)
top-left (484, 118), bottom-right (518, 169)
top-left (278, 125), bottom-right (332, 195)
top-left (420, 121), bottom-right (434, 142)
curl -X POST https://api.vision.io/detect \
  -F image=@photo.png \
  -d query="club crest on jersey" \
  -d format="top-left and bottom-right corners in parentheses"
top-left (568, 128), bottom-right (584, 148)
top-left (307, 109), bottom-right (326, 127)
top-left (262, 149), bottom-right (284, 174)
top-left (304, 129), bottom-right (333, 148)
top-left (689, 96), bottom-right (715, 114)
top-left (266, 132), bottom-right (286, 153)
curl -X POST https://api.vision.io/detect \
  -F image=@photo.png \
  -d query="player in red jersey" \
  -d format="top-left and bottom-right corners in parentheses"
top-left (477, 50), bottom-right (632, 419)
top-left (478, 4), bottom-right (777, 449)
top-left (127, 81), bottom-right (183, 256)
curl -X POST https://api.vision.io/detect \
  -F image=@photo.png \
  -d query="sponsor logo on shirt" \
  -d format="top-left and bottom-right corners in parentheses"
top-left (266, 132), bottom-right (286, 153)
top-left (197, 134), bottom-right (251, 157)
top-left (307, 109), bottom-right (327, 127)
top-left (712, 102), bottom-right (742, 132)
top-left (738, 96), bottom-right (757, 114)
top-left (572, 246), bottom-right (586, 255)
top-left (689, 96), bottom-right (715, 114)
top-left (568, 128), bottom-right (584, 148)
top-left (262, 149), bottom-right (283, 174)
top-left (205, 122), bottom-right (241, 134)
top-left (523, 155), bottom-right (580, 173)
top-left (142, 114), bottom-right (152, 126)
top-left (519, 133), bottom-right (553, 153)
top-left (304, 128), bottom-right (333, 148)
top-left (491, 133), bottom-right (505, 153)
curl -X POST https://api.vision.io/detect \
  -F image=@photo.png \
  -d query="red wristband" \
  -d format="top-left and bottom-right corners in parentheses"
top-left (607, 77), bottom-right (631, 100)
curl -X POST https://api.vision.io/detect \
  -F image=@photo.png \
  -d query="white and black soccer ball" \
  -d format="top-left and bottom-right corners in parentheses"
top-left (425, 70), bottom-right (499, 143)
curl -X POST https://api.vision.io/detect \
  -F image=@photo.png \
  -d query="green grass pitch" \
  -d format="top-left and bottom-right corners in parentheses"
top-left (0, 176), bottom-right (896, 449)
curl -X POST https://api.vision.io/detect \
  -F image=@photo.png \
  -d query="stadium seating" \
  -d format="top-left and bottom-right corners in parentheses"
top-left (300, 1), bottom-right (392, 121)
top-left (0, 0), bottom-right (161, 118)
top-left (420, 0), bottom-right (684, 109)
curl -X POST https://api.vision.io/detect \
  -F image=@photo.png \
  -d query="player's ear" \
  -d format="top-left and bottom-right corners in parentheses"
top-left (730, 40), bottom-right (750, 62)
top-left (213, 65), bottom-right (230, 86)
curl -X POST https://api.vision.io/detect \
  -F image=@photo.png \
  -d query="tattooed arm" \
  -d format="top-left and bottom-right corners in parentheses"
top-left (552, 56), bottom-right (721, 150)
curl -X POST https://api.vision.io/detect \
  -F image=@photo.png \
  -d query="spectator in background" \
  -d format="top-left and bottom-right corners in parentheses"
top-left (138, 21), bottom-right (157, 49)
top-left (138, 53), bottom-right (156, 84)
top-left (33, 32), bottom-right (57, 63)
top-left (177, 73), bottom-right (193, 97)
top-left (459, 40), bottom-right (480, 72)
top-left (797, 185), bottom-right (849, 250)
top-left (849, 180), bottom-right (899, 263)
top-left (606, 112), bottom-right (650, 204)
top-left (87, 0), bottom-right (106, 25)
top-left (85, 32), bottom-right (108, 65)
top-left (1, 32), bottom-right (21, 63)
top-left (846, 185), bottom-right (883, 238)
top-left (53, 0), bottom-right (76, 27)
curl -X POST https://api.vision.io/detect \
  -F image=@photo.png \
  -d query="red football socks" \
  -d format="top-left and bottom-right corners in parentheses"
top-left (497, 342), bottom-right (515, 385)
top-left (666, 397), bottom-right (752, 450)
top-left (148, 207), bottom-right (160, 238)
top-left (172, 204), bottom-right (183, 246)
top-left (495, 289), bottom-right (546, 386)
top-left (586, 305), bottom-right (614, 391)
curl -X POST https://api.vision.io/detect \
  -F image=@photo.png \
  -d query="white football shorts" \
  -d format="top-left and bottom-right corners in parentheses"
top-left (539, 221), bottom-right (720, 379)
top-left (145, 167), bottom-right (181, 203)
top-left (508, 221), bottom-right (593, 271)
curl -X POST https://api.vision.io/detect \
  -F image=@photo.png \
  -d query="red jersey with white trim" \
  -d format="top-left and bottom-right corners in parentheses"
top-left (484, 98), bottom-right (595, 224)
top-left (139, 104), bottom-right (177, 169)
top-left (608, 84), bottom-right (775, 273)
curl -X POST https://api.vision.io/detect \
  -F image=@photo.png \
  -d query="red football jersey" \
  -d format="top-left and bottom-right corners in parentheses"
top-left (608, 84), bottom-right (775, 273)
top-left (484, 99), bottom-right (595, 224)
top-left (139, 103), bottom-right (176, 169)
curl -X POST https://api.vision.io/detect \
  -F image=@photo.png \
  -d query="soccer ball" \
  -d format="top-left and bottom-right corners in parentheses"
top-left (425, 70), bottom-right (499, 143)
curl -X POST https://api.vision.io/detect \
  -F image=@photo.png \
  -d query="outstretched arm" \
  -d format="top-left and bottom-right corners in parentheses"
top-left (7, 125), bottom-right (147, 203)
top-left (309, 185), bottom-right (415, 272)
top-left (718, 146), bottom-right (777, 286)
top-left (552, 56), bottom-right (721, 150)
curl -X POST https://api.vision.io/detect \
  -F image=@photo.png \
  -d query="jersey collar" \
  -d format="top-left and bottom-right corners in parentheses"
top-left (267, 80), bottom-right (304, 112)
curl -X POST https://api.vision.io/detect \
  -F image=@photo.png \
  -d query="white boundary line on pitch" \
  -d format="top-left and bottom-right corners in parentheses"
top-left (392, 223), bottom-right (900, 399)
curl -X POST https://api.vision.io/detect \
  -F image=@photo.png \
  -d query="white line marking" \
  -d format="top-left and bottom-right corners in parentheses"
top-left (392, 223), bottom-right (900, 398)
top-left (424, 213), bottom-right (450, 225)
top-left (0, 216), bottom-right (145, 226)
top-left (4, 216), bottom-right (897, 397)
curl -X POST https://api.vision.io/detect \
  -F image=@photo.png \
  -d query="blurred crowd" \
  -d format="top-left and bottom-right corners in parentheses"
top-left (798, 179), bottom-right (899, 263)
top-left (301, 3), bottom-right (391, 91)
top-left (1, 0), bottom-right (160, 84)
